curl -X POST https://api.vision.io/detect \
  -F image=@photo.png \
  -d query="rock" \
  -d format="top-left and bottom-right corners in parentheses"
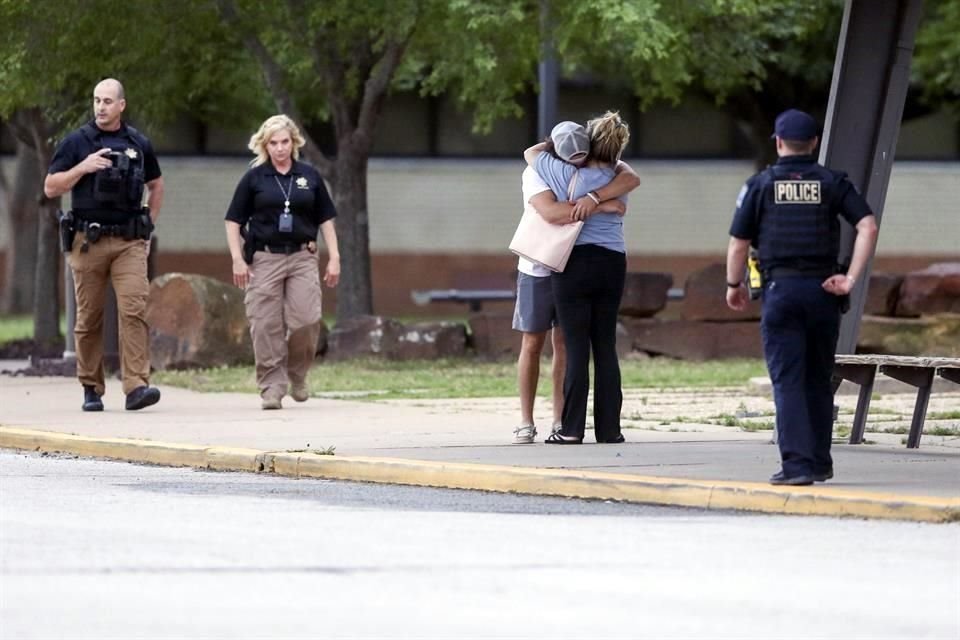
top-left (857, 314), bottom-right (960, 357)
top-left (863, 272), bottom-right (903, 317)
top-left (616, 322), bottom-right (632, 359)
top-left (468, 312), bottom-right (520, 359)
top-left (326, 315), bottom-right (402, 360)
top-left (386, 322), bottom-right (468, 360)
top-left (896, 263), bottom-right (960, 317)
top-left (622, 318), bottom-right (763, 360)
top-left (147, 273), bottom-right (253, 370)
top-left (620, 272), bottom-right (672, 318)
top-left (682, 263), bottom-right (760, 321)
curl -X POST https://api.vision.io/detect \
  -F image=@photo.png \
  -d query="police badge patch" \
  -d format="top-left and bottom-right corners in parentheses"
top-left (735, 184), bottom-right (748, 208)
top-left (124, 148), bottom-right (138, 159)
top-left (296, 177), bottom-right (309, 189)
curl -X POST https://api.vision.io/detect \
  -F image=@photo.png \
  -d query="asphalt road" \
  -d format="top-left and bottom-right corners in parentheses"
top-left (1, 451), bottom-right (958, 639)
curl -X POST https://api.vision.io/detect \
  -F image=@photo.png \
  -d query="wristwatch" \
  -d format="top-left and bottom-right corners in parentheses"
top-left (726, 281), bottom-right (741, 288)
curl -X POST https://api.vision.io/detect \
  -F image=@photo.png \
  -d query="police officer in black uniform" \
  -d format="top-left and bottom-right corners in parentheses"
top-left (44, 78), bottom-right (164, 412)
top-left (725, 109), bottom-right (878, 485)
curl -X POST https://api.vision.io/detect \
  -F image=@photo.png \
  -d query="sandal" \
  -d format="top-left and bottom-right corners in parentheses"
top-left (545, 432), bottom-right (583, 444)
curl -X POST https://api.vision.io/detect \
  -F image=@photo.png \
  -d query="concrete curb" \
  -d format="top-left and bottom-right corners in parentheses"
top-left (2, 427), bottom-right (958, 523)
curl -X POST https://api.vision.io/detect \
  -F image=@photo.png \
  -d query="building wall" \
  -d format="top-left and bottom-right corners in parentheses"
top-left (2, 157), bottom-right (957, 315)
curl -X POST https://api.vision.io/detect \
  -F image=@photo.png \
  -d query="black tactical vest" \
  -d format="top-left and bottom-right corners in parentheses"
top-left (755, 161), bottom-right (842, 271)
top-left (71, 123), bottom-right (146, 213)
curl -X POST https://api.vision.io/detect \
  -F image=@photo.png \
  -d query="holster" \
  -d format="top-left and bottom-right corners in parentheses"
top-left (241, 226), bottom-right (256, 264)
top-left (126, 209), bottom-right (154, 240)
top-left (58, 210), bottom-right (76, 253)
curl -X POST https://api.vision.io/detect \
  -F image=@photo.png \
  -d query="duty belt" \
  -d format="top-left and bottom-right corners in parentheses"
top-left (766, 267), bottom-right (835, 279)
top-left (261, 242), bottom-right (309, 255)
top-left (78, 221), bottom-right (130, 240)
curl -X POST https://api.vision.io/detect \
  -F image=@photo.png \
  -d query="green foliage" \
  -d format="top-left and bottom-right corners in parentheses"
top-left (0, 0), bottom-right (267, 140)
top-left (914, 0), bottom-right (960, 112)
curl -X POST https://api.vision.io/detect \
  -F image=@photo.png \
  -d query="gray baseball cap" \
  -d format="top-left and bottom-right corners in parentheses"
top-left (550, 121), bottom-right (590, 162)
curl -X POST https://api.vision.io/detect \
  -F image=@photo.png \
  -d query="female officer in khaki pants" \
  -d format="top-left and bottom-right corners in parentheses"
top-left (224, 115), bottom-right (340, 409)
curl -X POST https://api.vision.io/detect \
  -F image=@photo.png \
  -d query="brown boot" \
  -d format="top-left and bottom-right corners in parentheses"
top-left (261, 387), bottom-right (285, 410)
top-left (290, 383), bottom-right (310, 402)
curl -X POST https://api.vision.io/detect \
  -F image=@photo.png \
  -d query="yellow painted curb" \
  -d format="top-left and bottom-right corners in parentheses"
top-left (0, 427), bottom-right (262, 473)
top-left (2, 427), bottom-right (958, 523)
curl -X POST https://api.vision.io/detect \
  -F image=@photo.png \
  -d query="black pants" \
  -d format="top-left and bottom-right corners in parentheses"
top-left (761, 277), bottom-right (841, 477)
top-left (551, 244), bottom-right (626, 441)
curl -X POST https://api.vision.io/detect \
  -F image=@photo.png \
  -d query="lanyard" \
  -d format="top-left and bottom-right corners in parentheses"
top-left (273, 175), bottom-right (293, 214)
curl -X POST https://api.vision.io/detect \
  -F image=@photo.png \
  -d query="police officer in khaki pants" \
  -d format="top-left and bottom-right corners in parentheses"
top-left (44, 78), bottom-right (164, 412)
top-left (224, 115), bottom-right (340, 410)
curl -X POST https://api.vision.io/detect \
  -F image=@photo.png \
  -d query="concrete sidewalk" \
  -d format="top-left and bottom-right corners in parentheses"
top-left (1, 376), bottom-right (958, 522)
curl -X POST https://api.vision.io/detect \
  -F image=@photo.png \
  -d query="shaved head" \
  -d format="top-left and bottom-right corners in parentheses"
top-left (92, 78), bottom-right (126, 131)
top-left (94, 78), bottom-right (125, 100)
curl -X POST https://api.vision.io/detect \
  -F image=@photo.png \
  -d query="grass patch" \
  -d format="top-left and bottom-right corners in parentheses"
top-left (0, 314), bottom-right (69, 343)
top-left (154, 357), bottom-right (767, 399)
top-left (0, 315), bottom-right (36, 343)
top-left (928, 411), bottom-right (960, 420)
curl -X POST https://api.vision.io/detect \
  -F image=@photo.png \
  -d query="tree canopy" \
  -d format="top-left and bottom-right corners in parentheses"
top-left (2, 0), bottom-right (955, 327)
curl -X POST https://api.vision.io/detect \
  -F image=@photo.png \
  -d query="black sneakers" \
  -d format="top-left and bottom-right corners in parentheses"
top-left (125, 386), bottom-right (161, 411)
top-left (769, 470), bottom-right (814, 486)
top-left (82, 385), bottom-right (103, 412)
top-left (813, 468), bottom-right (834, 482)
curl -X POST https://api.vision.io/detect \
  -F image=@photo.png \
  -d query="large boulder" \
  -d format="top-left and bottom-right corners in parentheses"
top-left (896, 263), bottom-right (960, 317)
top-left (622, 318), bottom-right (763, 360)
top-left (147, 273), bottom-right (253, 370)
top-left (620, 272), bottom-right (672, 318)
top-left (387, 322), bottom-right (468, 360)
top-left (468, 311), bottom-right (520, 359)
top-left (326, 315), bottom-right (402, 360)
top-left (863, 272), bottom-right (903, 317)
top-left (857, 314), bottom-right (960, 357)
top-left (681, 263), bottom-right (760, 321)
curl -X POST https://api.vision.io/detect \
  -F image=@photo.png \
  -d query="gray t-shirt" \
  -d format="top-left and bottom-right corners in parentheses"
top-left (534, 153), bottom-right (626, 253)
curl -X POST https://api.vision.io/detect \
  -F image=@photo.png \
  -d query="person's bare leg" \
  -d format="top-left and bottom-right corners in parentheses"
top-left (518, 331), bottom-right (547, 426)
top-left (550, 326), bottom-right (566, 428)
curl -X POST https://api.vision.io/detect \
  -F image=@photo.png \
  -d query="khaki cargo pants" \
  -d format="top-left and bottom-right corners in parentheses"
top-left (245, 250), bottom-right (323, 396)
top-left (67, 234), bottom-right (151, 396)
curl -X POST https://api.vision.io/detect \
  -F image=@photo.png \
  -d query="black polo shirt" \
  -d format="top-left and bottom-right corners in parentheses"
top-left (48, 121), bottom-right (161, 224)
top-left (225, 159), bottom-right (336, 246)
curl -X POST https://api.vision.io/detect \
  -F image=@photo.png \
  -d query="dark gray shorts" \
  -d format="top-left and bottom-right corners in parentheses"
top-left (512, 272), bottom-right (557, 333)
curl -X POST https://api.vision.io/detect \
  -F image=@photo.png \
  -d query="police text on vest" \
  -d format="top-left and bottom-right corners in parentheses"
top-left (774, 180), bottom-right (821, 204)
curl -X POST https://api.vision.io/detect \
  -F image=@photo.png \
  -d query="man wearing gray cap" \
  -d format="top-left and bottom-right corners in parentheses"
top-left (725, 108), bottom-right (878, 485)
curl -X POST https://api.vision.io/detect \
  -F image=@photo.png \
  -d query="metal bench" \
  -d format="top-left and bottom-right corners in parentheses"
top-left (411, 289), bottom-right (516, 312)
top-left (833, 355), bottom-right (960, 448)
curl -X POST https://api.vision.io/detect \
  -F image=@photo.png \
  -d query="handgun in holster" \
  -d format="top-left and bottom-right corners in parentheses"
top-left (58, 210), bottom-right (76, 253)
top-left (240, 225), bottom-right (255, 265)
top-left (746, 249), bottom-right (763, 300)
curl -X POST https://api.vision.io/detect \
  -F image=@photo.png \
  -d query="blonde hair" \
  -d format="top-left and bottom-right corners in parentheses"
top-left (586, 111), bottom-right (630, 164)
top-left (248, 114), bottom-right (306, 167)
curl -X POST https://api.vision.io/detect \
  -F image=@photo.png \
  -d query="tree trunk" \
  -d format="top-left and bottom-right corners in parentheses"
top-left (33, 197), bottom-right (61, 347)
top-left (328, 146), bottom-right (373, 320)
top-left (1, 142), bottom-right (41, 314)
top-left (29, 140), bottom-right (59, 349)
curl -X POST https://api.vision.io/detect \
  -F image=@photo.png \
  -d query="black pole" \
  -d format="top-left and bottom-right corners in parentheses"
top-left (820, 0), bottom-right (924, 355)
top-left (537, 0), bottom-right (558, 140)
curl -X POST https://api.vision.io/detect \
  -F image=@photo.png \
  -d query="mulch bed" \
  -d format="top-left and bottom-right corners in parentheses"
top-left (0, 338), bottom-right (75, 377)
